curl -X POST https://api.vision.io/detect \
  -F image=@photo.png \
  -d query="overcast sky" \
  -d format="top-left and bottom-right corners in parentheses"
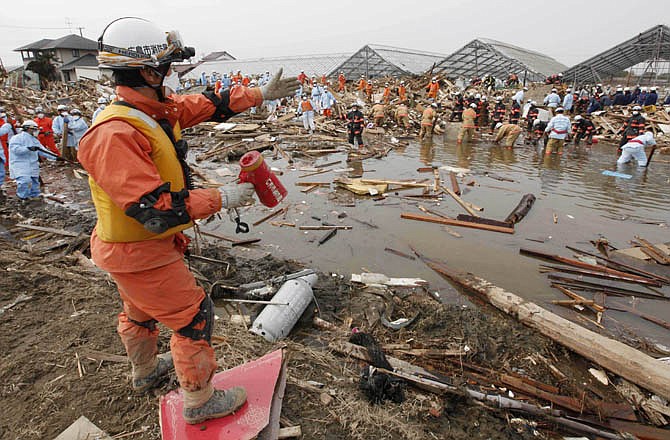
top-left (1, 0), bottom-right (668, 69)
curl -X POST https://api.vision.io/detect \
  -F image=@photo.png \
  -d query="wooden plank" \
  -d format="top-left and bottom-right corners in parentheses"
top-left (401, 212), bottom-right (514, 234)
top-left (16, 224), bottom-right (84, 238)
top-left (252, 207), bottom-right (287, 227)
top-left (361, 178), bottom-right (430, 188)
top-left (520, 248), bottom-right (657, 283)
top-left (298, 225), bottom-right (352, 231)
top-left (540, 264), bottom-right (662, 287)
top-left (607, 302), bottom-right (670, 330)
top-left (635, 236), bottom-right (670, 265)
top-left (294, 182), bottom-right (330, 187)
top-left (565, 246), bottom-right (670, 284)
top-left (449, 171), bottom-right (461, 196)
top-left (421, 260), bottom-right (670, 401)
top-left (384, 247), bottom-right (416, 261)
top-left (456, 214), bottom-right (512, 229)
top-left (199, 230), bottom-right (261, 247)
top-left (440, 185), bottom-right (479, 217)
top-left (278, 426), bottom-right (302, 439)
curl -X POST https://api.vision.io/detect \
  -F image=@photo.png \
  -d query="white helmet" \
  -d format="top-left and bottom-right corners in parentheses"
top-left (495, 122), bottom-right (503, 130)
top-left (431, 103), bottom-right (438, 108)
top-left (97, 17), bottom-right (195, 70)
top-left (21, 120), bottom-right (39, 130)
top-left (481, 95), bottom-right (487, 101)
top-left (565, 88), bottom-right (571, 92)
top-left (57, 104), bottom-right (68, 112)
top-left (475, 93), bottom-right (481, 99)
top-left (574, 115), bottom-right (583, 121)
top-left (495, 96), bottom-right (502, 102)
top-left (641, 87), bottom-right (647, 92)
top-left (523, 87), bottom-right (528, 91)
top-left (616, 87), bottom-right (623, 91)
top-left (35, 106), bottom-right (44, 113)
top-left (650, 87), bottom-right (656, 91)
top-left (470, 103), bottom-right (477, 108)
top-left (624, 87), bottom-right (630, 92)
top-left (555, 107), bottom-right (565, 113)
top-left (632, 105), bottom-right (642, 111)
top-left (70, 108), bottom-right (82, 116)
top-left (551, 88), bottom-right (557, 92)
top-left (97, 97), bottom-right (108, 104)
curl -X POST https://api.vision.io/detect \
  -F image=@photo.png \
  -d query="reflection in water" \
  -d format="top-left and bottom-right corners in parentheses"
top-left (393, 135), bottom-right (670, 222)
top-left (419, 138), bottom-right (434, 165)
top-left (348, 159), bottom-right (364, 178)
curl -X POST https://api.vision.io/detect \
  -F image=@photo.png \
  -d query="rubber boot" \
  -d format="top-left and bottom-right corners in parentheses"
top-left (132, 352), bottom-right (173, 392)
top-left (183, 385), bottom-right (247, 425)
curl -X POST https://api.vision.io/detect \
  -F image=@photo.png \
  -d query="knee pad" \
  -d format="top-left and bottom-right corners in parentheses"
top-left (128, 317), bottom-right (158, 332)
top-left (177, 295), bottom-right (214, 344)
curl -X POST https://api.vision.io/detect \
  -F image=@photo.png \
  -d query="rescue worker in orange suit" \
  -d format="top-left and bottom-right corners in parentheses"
top-left (427, 77), bottom-right (439, 99)
top-left (34, 107), bottom-right (59, 156)
top-left (573, 115), bottom-right (595, 146)
top-left (78, 18), bottom-right (299, 425)
top-left (457, 103), bottom-right (478, 144)
top-left (382, 83), bottom-right (391, 104)
top-left (338, 71), bottom-right (346, 92)
top-left (358, 75), bottom-right (367, 92)
top-left (345, 102), bottom-right (365, 149)
top-left (232, 70), bottom-right (242, 84)
top-left (370, 100), bottom-right (386, 127)
top-left (493, 122), bottom-right (522, 148)
top-left (398, 81), bottom-right (407, 103)
top-left (365, 81), bottom-right (374, 102)
top-left (297, 70), bottom-right (307, 85)
top-left (395, 102), bottom-right (410, 133)
top-left (419, 103), bottom-right (437, 140)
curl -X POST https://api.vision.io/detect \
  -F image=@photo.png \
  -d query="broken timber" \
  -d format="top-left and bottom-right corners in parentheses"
top-left (440, 185), bottom-right (479, 217)
top-left (520, 248), bottom-right (659, 285)
top-left (421, 259), bottom-right (670, 401)
top-left (504, 193), bottom-right (536, 225)
top-left (401, 212), bottom-right (514, 234)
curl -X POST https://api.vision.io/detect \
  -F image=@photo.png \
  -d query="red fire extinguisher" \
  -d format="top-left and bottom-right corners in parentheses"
top-left (239, 151), bottom-right (287, 208)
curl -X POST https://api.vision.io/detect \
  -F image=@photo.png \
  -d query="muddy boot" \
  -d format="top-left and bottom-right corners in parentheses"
top-left (183, 387), bottom-right (247, 425)
top-left (132, 352), bottom-right (173, 392)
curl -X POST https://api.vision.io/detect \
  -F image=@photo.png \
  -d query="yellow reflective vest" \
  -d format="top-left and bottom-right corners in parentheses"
top-left (86, 103), bottom-right (193, 242)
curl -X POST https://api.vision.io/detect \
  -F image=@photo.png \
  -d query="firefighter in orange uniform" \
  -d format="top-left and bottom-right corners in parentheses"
top-left (365, 81), bottom-right (374, 102)
top-left (427, 77), bottom-right (440, 99)
top-left (34, 107), bottom-right (59, 156)
top-left (358, 75), bottom-right (367, 93)
top-left (79, 17), bottom-right (298, 425)
top-left (398, 81), bottom-right (407, 102)
top-left (297, 70), bottom-right (307, 85)
top-left (382, 83), bottom-right (391, 104)
top-left (338, 71), bottom-right (346, 92)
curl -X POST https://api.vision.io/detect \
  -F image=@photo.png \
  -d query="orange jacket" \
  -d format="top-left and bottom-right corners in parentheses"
top-left (421, 107), bottom-right (435, 126)
top-left (34, 116), bottom-right (56, 149)
top-left (214, 80), bottom-right (222, 94)
top-left (78, 85), bottom-right (262, 273)
top-left (232, 74), bottom-right (242, 84)
top-left (321, 75), bottom-right (327, 85)
top-left (427, 82), bottom-right (439, 99)
top-left (338, 74), bottom-right (346, 86)
top-left (358, 79), bottom-right (367, 91)
top-left (398, 85), bottom-right (407, 101)
top-left (242, 76), bottom-right (250, 86)
top-left (462, 108), bottom-right (477, 128)
top-left (365, 83), bottom-right (373, 96)
top-left (299, 100), bottom-right (314, 112)
top-left (297, 72), bottom-right (307, 84)
top-left (383, 87), bottom-right (390, 98)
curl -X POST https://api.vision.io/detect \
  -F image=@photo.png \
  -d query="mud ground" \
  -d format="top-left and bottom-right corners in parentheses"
top-left (0, 186), bottom-right (628, 440)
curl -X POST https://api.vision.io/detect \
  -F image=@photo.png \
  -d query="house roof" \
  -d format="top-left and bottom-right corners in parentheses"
top-left (563, 25), bottom-right (670, 84)
top-left (202, 51), bottom-right (236, 62)
top-left (331, 44), bottom-right (446, 78)
top-left (184, 53), bottom-right (351, 80)
top-left (59, 54), bottom-right (99, 71)
top-left (433, 38), bottom-right (567, 82)
top-left (15, 34), bottom-right (98, 51)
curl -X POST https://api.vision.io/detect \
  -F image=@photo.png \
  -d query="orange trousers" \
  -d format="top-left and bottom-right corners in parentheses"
top-left (112, 258), bottom-right (216, 392)
top-left (323, 108), bottom-right (332, 117)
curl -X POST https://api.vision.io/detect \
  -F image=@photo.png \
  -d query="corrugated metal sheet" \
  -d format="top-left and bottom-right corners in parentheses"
top-left (331, 45), bottom-right (446, 79)
top-left (563, 25), bottom-right (670, 84)
top-left (479, 39), bottom-right (567, 78)
top-left (434, 38), bottom-right (567, 82)
top-left (184, 53), bottom-right (350, 80)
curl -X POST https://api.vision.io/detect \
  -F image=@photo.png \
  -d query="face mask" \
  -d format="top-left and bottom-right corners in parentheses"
top-left (60, 112), bottom-right (68, 117)
top-left (99, 104), bottom-right (106, 110)
top-left (163, 70), bottom-right (180, 96)
top-left (37, 113), bottom-right (45, 118)
top-left (73, 116), bottom-right (81, 120)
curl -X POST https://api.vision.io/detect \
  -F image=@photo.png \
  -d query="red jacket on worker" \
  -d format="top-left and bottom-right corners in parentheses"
top-left (34, 115), bottom-right (58, 155)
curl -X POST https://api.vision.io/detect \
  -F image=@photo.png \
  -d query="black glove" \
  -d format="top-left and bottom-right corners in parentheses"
top-left (28, 146), bottom-right (39, 151)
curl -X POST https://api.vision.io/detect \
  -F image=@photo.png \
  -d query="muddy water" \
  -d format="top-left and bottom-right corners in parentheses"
top-left (202, 128), bottom-right (670, 347)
